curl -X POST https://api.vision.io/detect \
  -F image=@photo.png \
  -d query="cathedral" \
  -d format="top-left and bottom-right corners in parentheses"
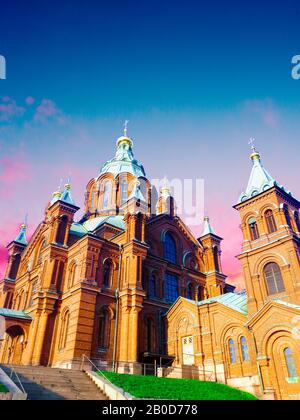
top-left (0, 128), bottom-right (300, 400)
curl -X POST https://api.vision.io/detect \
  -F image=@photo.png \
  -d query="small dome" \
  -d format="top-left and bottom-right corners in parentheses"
top-left (116, 136), bottom-right (133, 148)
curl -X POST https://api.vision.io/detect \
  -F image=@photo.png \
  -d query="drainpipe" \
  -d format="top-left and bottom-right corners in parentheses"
top-left (112, 245), bottom-right (123, 372)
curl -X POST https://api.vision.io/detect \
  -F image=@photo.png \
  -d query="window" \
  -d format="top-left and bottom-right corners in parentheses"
top-left (265, 209), bottom-right (277, 234)
top-left (165, 273), bottom-right (178, 302)
top-left (240, 336), bottom-right (250, 362)
top-left (228, 339), bottom-right (236, 364)
top-left (149, 274), bottom-right (156, 298)
top-left (121, 180), bottom-right (128, 205)
top-left (197, 286), bottom-right (204, 302)
top-left (294, 211), bottom-right (300, 232)
top-left (213, 246), bottom-right (220, 272)
top-left (56, 215), bottom-right (68, 245)
top-left (29, 280), bottom-right (38, 307)
top-left (264, 262), bottom-right (285, 295)
top-left (248, 217), bottom-right (259, 241)
top-left (146, 318), bottom-right (155, 352)
top-left (103, 260), bottom-right (112, 288)
top-left (59, 310), bottom-right (70, 351)
top-left (164, 233), bottom-right (177, 264)
top-left (284, 348), bottom-right (298, 378)
top-left (187, 283), bottom-right (193, 299)
top-left (90, 187), bottom-right (95, 212)
top-left (98, 309), bottom-right (110, 349)
top-left (103, 181), bottom-right (111, 210)
top-left (283, 204), bottom-right (292, 229)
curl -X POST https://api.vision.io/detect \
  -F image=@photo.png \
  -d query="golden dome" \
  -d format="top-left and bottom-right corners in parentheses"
top-left (116, 136), bottom-right (133, 148)
top-left (250, 150), bottom-right (261, 161)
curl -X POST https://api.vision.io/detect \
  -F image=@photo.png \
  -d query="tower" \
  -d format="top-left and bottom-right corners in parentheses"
top-left (199, 216), bottom-right (227, 297)
top-left (234, 146), bottom-right (300, 316)
top-left (0, 223), bottom-right (28, 308)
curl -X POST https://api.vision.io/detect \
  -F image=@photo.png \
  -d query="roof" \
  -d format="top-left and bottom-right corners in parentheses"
top-left (239, 151), bottom-right (293, 203)
top-left (70, 215), bottom-right (125, 239)
top-left (273, 299), bottom-right (300, 311)
top-left (201, 216), bottom-right (217, 236)
top-left (14, 225), bottom-right (28, 246)
top-left (0, 308), bottom-right (32, 320)
top-left (197, 291), bottom-right (248, 315)
top-left (99, 136), bottom-right (146, 179)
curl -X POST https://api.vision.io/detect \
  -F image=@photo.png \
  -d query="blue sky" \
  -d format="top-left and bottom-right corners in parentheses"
top-left (1, 0), bottom-right (300, 114)
top-left (0, 0), bottom-right (300, 286)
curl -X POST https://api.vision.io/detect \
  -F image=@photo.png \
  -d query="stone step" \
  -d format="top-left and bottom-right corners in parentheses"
top-left (0, 364), bottom-right (108, 401)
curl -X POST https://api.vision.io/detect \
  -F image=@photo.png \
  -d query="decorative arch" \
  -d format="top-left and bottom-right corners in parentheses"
top-left (253, 253), bottom-right (288, 276)
top-left (68, 260), bottom-right (79, 288)
top-left (102, 258), bottom-right (115, 289)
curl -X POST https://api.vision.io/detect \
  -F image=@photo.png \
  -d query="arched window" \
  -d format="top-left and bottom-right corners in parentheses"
top-left (90, 187), bottom-right (96, 212)
top-left (164, 233), bottom-right (177, 264)
top-left (187, 283), bottom-right (193, 300)
top-left (165, 273), bottom-right (178, 302)
top-left (283, 204), bottom-right (292, 229)
top-left (37, 239), bottom-right (47, 266)
top-left (103, 181), bottom-right (111, 210)
top-left (4, 291), bottom-right (13, 309)
top-left (240, 336), bottom-right (250, 362)
top-left (228, 339), bottom-right (236, 364)
top-left (213, 246), bottom-right (220, 272)
top-left (149, 274), bottom-right (156, 298)
top-left (248, 217), bottom-right (259, 241)
top-left (103, 260), bottom-right (112, 288)
top-left (265, 209), bottom-right (277, 234)
top-left (264, 262), bottom-right (285, 295)
top-left (284, 348), bottom-right (298, 378)
top-left (59, 310), bottom-right (70, 351)
top-left (98, 309), bottom-right (110, 349)
top-left (294, 211), bottom-right (300, 232)
top-left (121, 180), bottom-right (128, 205)
top-left (56, 215), bottom-right (68, 245)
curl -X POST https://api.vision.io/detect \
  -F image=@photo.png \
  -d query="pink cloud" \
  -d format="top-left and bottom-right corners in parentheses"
top-left (0, 96), bottom-right (25, 122)
top-left (34, 99), bottom-right (68, 125)
top-left (0, 153), bottom-right (32, 197)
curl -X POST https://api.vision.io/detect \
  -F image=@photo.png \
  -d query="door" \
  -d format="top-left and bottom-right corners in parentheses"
top-left (182, 336), bottom-right (194, 365)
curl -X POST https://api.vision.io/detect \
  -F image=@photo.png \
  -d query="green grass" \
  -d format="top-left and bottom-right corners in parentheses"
top-left (98, 372), bottom-right (257, 400)
top-left (0, 384), bottom-right (8, 393)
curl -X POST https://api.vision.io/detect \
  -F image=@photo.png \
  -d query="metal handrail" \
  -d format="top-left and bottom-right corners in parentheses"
top-left (80, 354), bottom-right (126, 396)
top-left (9, 366), bottom-right (27, 395)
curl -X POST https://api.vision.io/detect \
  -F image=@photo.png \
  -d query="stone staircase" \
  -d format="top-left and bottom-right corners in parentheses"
top-left (0, 365), bottom-right (108, 400)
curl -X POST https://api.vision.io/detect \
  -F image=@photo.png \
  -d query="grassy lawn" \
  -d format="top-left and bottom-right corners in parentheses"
top-left (99, 372), bottom-right (257, 400)
top-left (0, 384), bottom-right (8, 393)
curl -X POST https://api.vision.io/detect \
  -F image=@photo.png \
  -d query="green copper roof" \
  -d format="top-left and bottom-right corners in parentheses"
top-left (0, 308), bottom-right (32, 320)
top-left (197, 291), bottom-right (248, 315)
top-left (83, 216), bottom-right (125, 231)
top-left (99, 136), bottom-right (146, 179)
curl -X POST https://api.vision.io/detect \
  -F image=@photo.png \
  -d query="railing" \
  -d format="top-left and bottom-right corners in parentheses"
top-left (9, 366), bottom-right (27, 395)
top-left (80, 354), bottom-right (126, 396)
top-left (80, 355), bottom-right (215, 382)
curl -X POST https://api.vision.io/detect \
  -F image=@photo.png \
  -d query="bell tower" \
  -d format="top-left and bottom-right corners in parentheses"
top-left (234, 145), bottom-right (300, 316)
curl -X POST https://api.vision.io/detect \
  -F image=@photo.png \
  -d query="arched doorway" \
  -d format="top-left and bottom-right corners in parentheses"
top-left (1, 325), bottom-right (25, 365)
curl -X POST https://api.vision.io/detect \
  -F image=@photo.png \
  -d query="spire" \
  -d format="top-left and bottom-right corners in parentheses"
top-left (128, 180), bottom-right (146, 202)
top-left (60, 182), bottom-right (76, 206)
top-left (201, 216), bottom-right (216, 236)
top-left (14, 220), bottom-right (28, 245)
top-left (239, 140), bottom-right (278, 203)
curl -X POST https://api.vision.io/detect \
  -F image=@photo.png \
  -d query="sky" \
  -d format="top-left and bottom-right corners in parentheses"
top-left (0, 0), bottom-right (300, 288)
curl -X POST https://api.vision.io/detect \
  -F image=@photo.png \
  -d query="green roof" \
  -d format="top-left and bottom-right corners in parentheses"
top-left (0, 308), bottom-right (32, 320)
top-left (197, 291), bottom-right (248, 315)
top-left (83, 216), bottom-right (125, 231)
